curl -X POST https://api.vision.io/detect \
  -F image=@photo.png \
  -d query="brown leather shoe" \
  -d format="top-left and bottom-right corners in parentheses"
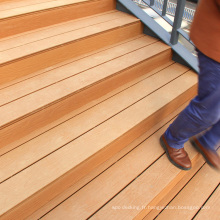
top-left (160, 134), bottom-right (192, 170)
top-left (190, 136), bottom-right (220, 170)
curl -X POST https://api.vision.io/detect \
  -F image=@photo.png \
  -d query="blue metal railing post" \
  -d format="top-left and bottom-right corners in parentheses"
top-left (162, 0), bottom-right (168, 16)
top-left (170, 0), bottom-right (186, 45)
top-left (150, 0), bottom-right (154, 6)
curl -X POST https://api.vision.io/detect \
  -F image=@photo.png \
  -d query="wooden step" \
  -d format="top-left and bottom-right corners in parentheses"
top-left (0, 37), bottom-right (171, 151)
top-left (154, 161), bottom-right (220, 220)
top-left (0, 0), bottom-right (116, 38)
top-left (87, 148), bottom-right (203, 220)
top-left (0, 65), bottom-right (197, 219)
top-left (0, 0), bottom-right (55, 11)
top-left (28, 104), bottom-right (204, 220)
top-left (0, 62), bottom-right (187, 183)
top-left (27, 102), bottom-right (190, 220)
top-left (0, 11), bottom-right (142, 84)
top-left (194, 185), bottom-right (220, 220)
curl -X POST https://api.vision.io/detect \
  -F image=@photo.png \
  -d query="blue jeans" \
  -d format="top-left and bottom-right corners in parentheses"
top-left (164, 50), bottom-right (220, 150)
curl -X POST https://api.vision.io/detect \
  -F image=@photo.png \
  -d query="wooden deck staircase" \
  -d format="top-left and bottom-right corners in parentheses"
top-left (0, 0), bottom-right (219, 219)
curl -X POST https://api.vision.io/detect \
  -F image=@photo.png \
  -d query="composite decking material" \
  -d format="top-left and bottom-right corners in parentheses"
top-left (0, 11), bottom-right (142, 84)
top-left (0, 0), bottom-right (116, 38)
top-left (1, 0), bottom-right (218, 219)
top-left (0, 62), bottom-right (190, 183)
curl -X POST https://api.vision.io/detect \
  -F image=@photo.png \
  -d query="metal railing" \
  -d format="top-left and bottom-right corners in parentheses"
top-left (116, 0), bottom-right (198, 72)
top-left (133, 0), bottom-right (195, 22)
top-left (132, 0), bottom-right (194, 45)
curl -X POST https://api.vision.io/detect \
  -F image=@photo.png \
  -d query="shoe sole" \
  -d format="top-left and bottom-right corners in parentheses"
top-left (160, 136), bottom-right (191, 171)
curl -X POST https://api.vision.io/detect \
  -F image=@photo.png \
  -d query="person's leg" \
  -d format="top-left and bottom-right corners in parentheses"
top-left (160, 49), bottom-right (220, 170)
top-left (198, 120), bottom-right (220, 151)
top-left (164, 49), bottom-right (220, 149)
top-left (190, 120), bottom-right (220, 169)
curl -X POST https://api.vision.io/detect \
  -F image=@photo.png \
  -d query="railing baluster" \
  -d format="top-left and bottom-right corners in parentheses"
top-left (170, 0), bottom-right (186, 45)
top-left (162, 0), bottom-right (168, 16)
top-left (150, 0), bottom-right (154, 6)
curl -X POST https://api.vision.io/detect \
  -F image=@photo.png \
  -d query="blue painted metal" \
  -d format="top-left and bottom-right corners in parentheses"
top-left (133, 0), bottom-right (195, 23)
top-left (162, 0), bottom-right (168, 16)
top-left (170, 0), bottom-right (186, 45)
top-left (116, 0), bottom-right (199, 73)
top-left (150, 0), bottom-right (154, 6)
top-left (142, 0), bottom-right (174, 26)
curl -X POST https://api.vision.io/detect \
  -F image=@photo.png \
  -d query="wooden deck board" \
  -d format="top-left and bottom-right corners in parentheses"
top-left (155, 161), bottom-right (220, 220)
top-left (0, 58), bottom-right (173, 156)
top-left (27, 102), bottom-right (189, 220)
top-left (0, 34), bottom-right (143, 89)
top-left (0, 41), bottom-right (170, 129)
top-left (194, 185), bottom-right (220, 220)
top-left (89, 146), bottom-right (200, 220)
top-left (0, 62), bottom-right (187, 183)
top-left (0, 35), bottom-right (157, 107)
top-left (0, 15), bottom-right (139, 64)
top-left (0, 10), bottom-right (124, 51)
top-left (0, 0), bottom-right (89, 19)
top-left (40, 119), bottom-right (176, 219)
top-left (0, 0), bottom-right (116, 39)
top-left (0, 70), bottom-right (197, 218)
top-left (0, 21), bottom-right (142, 85)
top-left (0, 41), bottom-right (170, 151)
top-left (0, 0), bottom-right (55, 11)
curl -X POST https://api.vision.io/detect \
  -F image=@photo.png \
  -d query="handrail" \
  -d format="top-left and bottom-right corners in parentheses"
top-left (116, 0), bottom-right (199, 73)
top-left (133, 0), bottom-right (195, 22)
top-left (141, 0), bottom-right (193, 45)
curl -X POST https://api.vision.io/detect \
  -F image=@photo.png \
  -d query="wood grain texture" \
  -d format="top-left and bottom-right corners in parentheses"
top-left (0, 63), bottom-right (186, 184)
top-left (0, 34), bottom-right (143, 89)
top-left (0, 0), bottom-right (89, 18)
top-left (0, 59), bottom-right (172, 157)
top-left (141, 156), bottom-right (205, 220)
top-left (155, 162), bottom-right (220, 220)
top-left (0, 21), bottom-right (142, 85)
top-left (0, 0), bottom-right (57, 11)
top-left (0, 35), bottom-right (157, 107)
top-left (90, 146), bottom-right (200, 220)
top-left (194, 186), bottom-right (220, 220)
top-left (0, 10), bottom-right (125, 51)
top-left (0, 71), bottom-right (197, 219)
top-left (0, 42), bottom-right (169, 128)
top-left (40, 119), bottom-right (200, 220)
top-left (0, 0), bottom-right (116, 38)
top-left (0, 43), bottom-right (170, 149)
top-left (27, 101), bottom-right (189, 220)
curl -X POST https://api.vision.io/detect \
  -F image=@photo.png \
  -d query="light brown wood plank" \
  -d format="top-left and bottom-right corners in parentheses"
top-left (0, 35), bottom-right (153, 153)
top-left (0, 42), bottom-right (170, 130)
top-left (0, 0), bottom-right (89, 19)
top-left (40, 120), bottom-right (199, 220)
top-left (141, 156), bottom-right (205, 220)
top-left (27, 101), bottom-right (189, 220)
top-left (155, 162), bottom-right (220, 220)
top-left (0, 70), bottom-right (197, 219)
top-left (0, 10), bottom-right (123, 51)
top-left (0, 44), bottom-right (170, 152)
top-left (0, 0), bottom-right (54, 11)
top-left (0, 35), bottom-right (157, 107)
top-left (0, 34), bottom-right (143, 89)
top-left (0, 63), bottom-right (187, 183)
top-left (0, 21), bottom-right (142, 85)
top-left (0, 15), bottom-right (138, 64)
top-left (0, 0), bottom-right (116, 38)
top-left (194, 186), bottom-right (220, 220)
top-left (89, 147), bottom-right (200, 220)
